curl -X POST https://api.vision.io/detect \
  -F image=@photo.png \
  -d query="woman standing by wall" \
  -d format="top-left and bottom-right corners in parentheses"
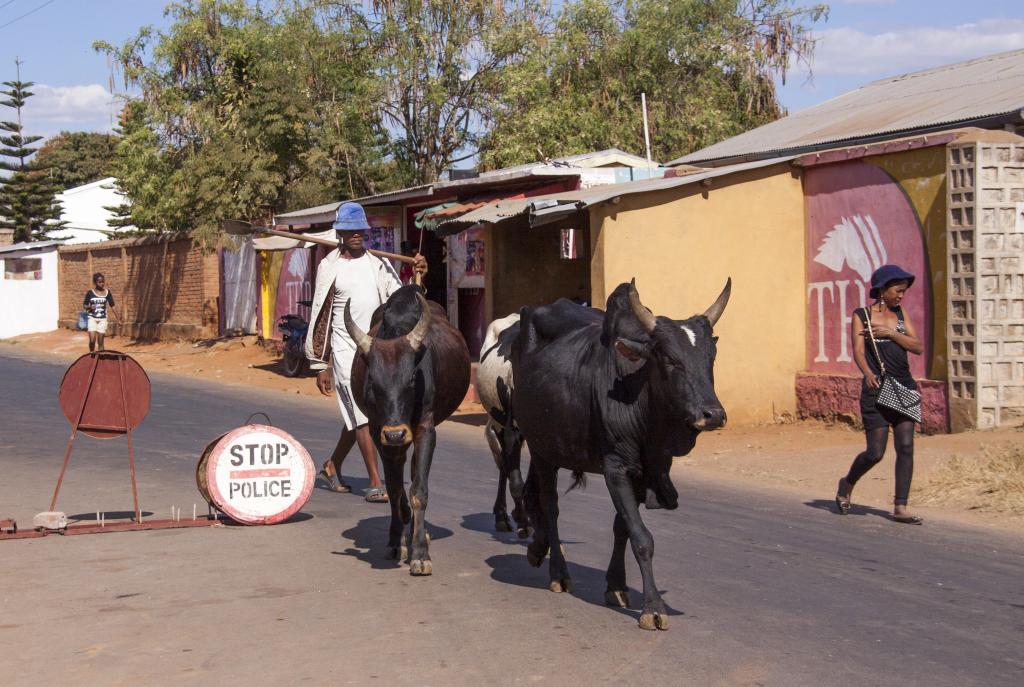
top-left (835, 265), bottom-right (925, 524)
top-left (84, 272), bottom-right (120, 352)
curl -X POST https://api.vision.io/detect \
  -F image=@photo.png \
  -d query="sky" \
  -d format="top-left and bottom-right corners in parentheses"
top-left (0, 0), bottom-right (1022, 139)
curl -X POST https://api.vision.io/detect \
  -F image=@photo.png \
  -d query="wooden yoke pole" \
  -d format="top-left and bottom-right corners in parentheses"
top-left (252, 225), bottom-right (423, 286)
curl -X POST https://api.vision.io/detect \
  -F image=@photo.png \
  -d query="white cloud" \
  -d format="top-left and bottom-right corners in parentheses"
top-left (19, 83), bottom-right (118, 135)
top-left (799, 19), bottom-right (1024, 77)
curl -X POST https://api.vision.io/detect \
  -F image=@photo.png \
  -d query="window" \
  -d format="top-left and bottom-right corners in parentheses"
top-left (560, 228), bottom-right (579, 260)
top-left (4, 257), bottom-right (42, 280)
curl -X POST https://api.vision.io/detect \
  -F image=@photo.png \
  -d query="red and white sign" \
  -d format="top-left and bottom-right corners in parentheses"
top-left (199, 424), bottom-right (315, 525)
top-left (805, 161), bottom-right (931, 378)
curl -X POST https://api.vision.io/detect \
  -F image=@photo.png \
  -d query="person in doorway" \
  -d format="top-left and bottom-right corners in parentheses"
top-left (835, 264), bottom-right (925, 524)
top-left (305, 202), bottom-right (427, 503)
top-left (398, 240), bottom-right (416, 283)
top-left (84, 272), bottom-right (120, 352)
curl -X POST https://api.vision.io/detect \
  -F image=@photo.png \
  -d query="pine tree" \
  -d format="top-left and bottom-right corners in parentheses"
top-left (0, 59), bottom-right (65, 242)
top-left (102, 102), bottom-right (142, 232)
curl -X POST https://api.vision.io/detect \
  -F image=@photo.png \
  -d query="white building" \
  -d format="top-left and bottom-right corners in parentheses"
top-left (51, 177), bottom-right (134, 244)
top-left (0, 239), bottom-right (65, 339)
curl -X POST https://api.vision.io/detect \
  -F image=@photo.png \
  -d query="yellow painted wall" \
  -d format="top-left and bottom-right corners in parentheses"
top-left (489, 217), bottom-right (591, 320)
top-left (259, 250), bottom-right (284, 338)
top-left (589, 164), bottom-right (806, 425)
top-left (865, 148), bottom-right (948, 380)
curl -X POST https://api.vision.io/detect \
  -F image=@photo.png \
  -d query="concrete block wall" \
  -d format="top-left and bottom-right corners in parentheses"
top-left (946, 134), bottom-right (1024, 430)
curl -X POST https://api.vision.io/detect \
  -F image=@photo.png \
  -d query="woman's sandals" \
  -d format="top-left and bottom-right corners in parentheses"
top-left (892, 510), bottom-right (923, 525)
top-left (835, 477), bottom-right (852, 515)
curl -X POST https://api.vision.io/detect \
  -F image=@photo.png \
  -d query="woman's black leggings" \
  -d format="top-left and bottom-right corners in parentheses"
top-left (845, 421), bottom-right (915, 505)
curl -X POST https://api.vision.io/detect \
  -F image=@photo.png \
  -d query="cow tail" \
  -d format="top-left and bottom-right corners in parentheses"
top-left (565, 470), bottom-right (586, 494)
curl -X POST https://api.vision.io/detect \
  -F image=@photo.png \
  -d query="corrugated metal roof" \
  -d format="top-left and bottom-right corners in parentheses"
top-left (478, 148), bottom-right (657, 176)
top-left (274, 184), bottom-right (435, 224)
top-left (274, 150), bottom-right (658, 225)
top-left (672, 48), bottom-right (1024, 166)
top-left (273, 170), bottom-right (579, 225)
top-left (435, 156), bottom-right (795, 234)
top-left (0, 239), bottom-right (66, 254)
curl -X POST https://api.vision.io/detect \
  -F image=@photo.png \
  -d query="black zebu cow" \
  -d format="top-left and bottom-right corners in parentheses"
top-left (346, 285), bottom-right (471, 575)
top-left (511, 279), bottom-right (730, 630)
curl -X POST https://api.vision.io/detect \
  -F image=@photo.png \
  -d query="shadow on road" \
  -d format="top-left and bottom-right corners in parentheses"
top-left (221, 512), bottom-right (314, 527)
top-left (68, 511), bottom-right (155, 522)
top-left (448, 412), bottom-right (487, 427)
top-left (315, 475), bottom-right (391, 498)
top-left (483, 552), bottom-right (684, 623)
top-left (804, 498), bottom-right (894, 521)
top-left (335, 515), bottom-right (455, 570)
top-left (459, 512), bottom-right (531, 546)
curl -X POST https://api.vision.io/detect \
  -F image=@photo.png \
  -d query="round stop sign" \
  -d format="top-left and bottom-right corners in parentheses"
top-left (197, 424), bottom-right (315, 525)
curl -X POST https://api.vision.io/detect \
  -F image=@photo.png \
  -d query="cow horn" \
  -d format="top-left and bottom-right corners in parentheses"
top-left (343, 298), bottom-right (373, 355)
top-left (702, 278), bottom-right (732, 327)
top-left (628, 278), bottom-right (657, 333)
top-left (407, 292), bottom-right (431, 351)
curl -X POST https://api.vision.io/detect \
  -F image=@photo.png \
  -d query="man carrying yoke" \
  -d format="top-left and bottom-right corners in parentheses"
top-left (305, 202), bottom-right (428, 502)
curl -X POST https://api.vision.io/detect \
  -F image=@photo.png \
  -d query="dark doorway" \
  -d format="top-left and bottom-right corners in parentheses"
top-left (405, 225), bottom-right (448, 309)
top-left (458, 288), bottom-right (486, 359)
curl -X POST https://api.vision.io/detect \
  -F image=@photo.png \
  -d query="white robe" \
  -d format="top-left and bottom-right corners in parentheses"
top-left (330, 254), bottom-right (383, 429)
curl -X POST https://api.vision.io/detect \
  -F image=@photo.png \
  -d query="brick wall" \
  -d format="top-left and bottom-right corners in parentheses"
top-left (946, 132), bottom-right (1024, 429)
top-left (58, 233), bottom-right (220, 340)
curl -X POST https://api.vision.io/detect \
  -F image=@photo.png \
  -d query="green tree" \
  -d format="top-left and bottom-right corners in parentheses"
top-left (94, 0), bottom-right (397, 240)
top-left (356, 0), bottom-right (546, 184)
top-left (0, 60), bottom-right (65, 242)
top-left (34, 131), bottom-right (120, 191)
top-left (479, 0), bottom-right (827, 169)
top-left (102, 101), bottom-right (163, 232)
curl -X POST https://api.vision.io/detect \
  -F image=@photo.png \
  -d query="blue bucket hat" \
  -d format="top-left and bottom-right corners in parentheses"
top-left (333, 202), bottom-right (370, 231)
top-left (869, 264), bottom-right (915, 299)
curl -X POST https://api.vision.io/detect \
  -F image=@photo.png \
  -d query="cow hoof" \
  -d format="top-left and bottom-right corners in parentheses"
top-left (548, 578), bottom-right (573, 593)
top-left (387, 545), bottom-right (408, 561)
top-left (605, 591), bottom-right (631, 608)
top-left (495, 517), bottom-right (513, 533)
top-left (527, 547), bottom-right (546, 568)
top-left (516, 526), bottom-right (531, 539)
top-left (410, 559), bottom-right (433, 576)
top-left (638, 612), bottom-right (669, 631)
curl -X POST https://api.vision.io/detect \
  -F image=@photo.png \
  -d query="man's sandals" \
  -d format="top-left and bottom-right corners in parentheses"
top-left (364, 486), bottom-right (388, 503)
top-left (317, 468), bottom-right (351, 493)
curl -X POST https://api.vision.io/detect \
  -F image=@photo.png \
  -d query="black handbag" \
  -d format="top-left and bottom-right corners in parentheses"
top-left (863, 307), bottom-right (922, 423)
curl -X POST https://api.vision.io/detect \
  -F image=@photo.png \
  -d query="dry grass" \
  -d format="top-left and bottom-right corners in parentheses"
top-left (917, 443), bottom-right (1024, 514)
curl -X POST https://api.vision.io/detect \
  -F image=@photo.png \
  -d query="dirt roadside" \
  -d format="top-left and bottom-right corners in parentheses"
top-left (3, 328), bottom-right (1022, 535)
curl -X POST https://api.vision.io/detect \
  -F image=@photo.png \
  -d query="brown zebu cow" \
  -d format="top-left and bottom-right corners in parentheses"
top-left (346, 285), bottom-right (471, 575)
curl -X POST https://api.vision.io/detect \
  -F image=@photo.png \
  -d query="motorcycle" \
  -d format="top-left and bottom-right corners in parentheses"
top-left (278, 300), bottom-right (311, 377)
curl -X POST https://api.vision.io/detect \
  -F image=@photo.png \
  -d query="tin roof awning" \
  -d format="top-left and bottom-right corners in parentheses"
top-left (432, 196), bottom-right (587, 235)
top-left (0, 239), bottom-right (67, 256)
top-left (433, 157), bottom-right (796, 234)
top-left (252, 227), bottom-right (335, 251)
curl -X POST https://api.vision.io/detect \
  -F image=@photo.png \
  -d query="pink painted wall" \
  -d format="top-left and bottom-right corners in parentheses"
top-left (804, 162), bottom-right (932, 379)
top-left (796, 372), bottom-right (949, 434)
top-left (272, 247), bottom-right (315, 335)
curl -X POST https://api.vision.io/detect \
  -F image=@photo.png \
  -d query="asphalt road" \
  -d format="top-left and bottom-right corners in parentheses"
top-left (1, 349), bottom-right (1022, 686)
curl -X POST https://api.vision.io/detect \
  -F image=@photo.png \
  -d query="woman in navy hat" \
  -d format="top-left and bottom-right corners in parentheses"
top-left (835, 264), bottom-right (925, 524)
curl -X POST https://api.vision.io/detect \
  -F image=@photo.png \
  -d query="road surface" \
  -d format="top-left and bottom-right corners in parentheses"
top-left (0, 349), bottom-right (1021, 686)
